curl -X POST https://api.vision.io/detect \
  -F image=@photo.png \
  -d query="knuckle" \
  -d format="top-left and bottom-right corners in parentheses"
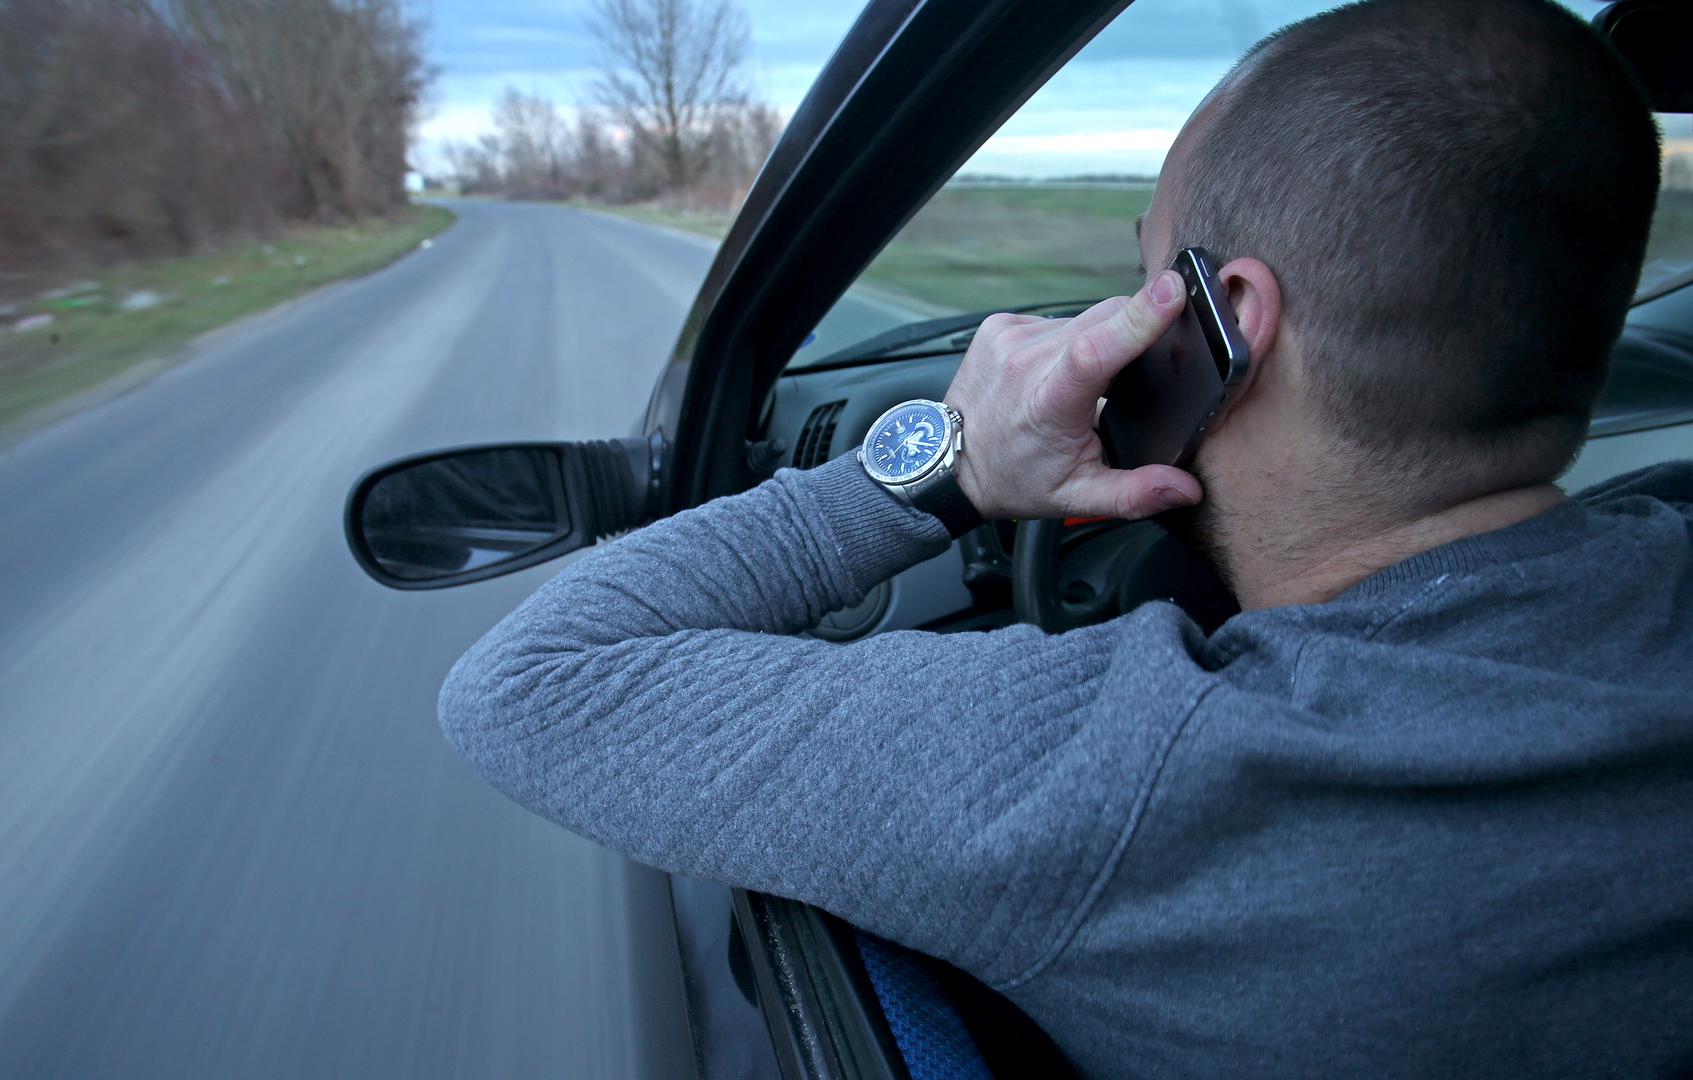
top-left (1095, 295), bottom-right (1131, 322)
top-left (1028, 371), bottom-right (1062, 415)
top-left (1055, 489), bottom-right (1088, 519)
top-left (1002, 346), bottom-right (1037, 379)
top-left (1114, 295), bottom-right (1165, 340)
top-left (1058, 482), bottom-right (1108, 521)
top-left (1000, 317), bottom-right (1046, 342)
top-left (1064, 331), bottom-right (1108, 380)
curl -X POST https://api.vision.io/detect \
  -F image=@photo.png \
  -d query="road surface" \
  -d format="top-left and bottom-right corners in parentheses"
top-left (0, 200), bottom-right (912, 1077)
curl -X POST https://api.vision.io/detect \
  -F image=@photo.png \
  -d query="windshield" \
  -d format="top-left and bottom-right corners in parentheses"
top-left (798, 0), bottom-right (1693, 368)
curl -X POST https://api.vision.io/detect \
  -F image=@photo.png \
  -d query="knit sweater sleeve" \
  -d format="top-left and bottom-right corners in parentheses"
top-left (438, 454), bottom-right (1209, 986)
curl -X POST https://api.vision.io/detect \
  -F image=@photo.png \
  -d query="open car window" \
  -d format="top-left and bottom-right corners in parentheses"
top-left (795, 0), bottom-right (1693, 370)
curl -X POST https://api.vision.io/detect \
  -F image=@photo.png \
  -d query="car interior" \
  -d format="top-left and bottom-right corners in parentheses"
top-left (747, 1), bottom-right (1693, 1074)
top-left (764, 279), bottom-right (1693, 646)
top-left (338, 0), bottom-right (1693, 1073)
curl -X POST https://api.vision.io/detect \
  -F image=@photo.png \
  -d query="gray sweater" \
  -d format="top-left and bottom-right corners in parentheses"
top-left (439, 455), bottom-right (1693, 1078)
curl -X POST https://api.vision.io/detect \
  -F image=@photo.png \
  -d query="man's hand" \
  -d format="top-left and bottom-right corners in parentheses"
top-left (944, 270), bottom-right (1202, 521)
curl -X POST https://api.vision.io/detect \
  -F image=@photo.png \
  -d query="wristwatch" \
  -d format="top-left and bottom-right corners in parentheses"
top-left (856, 398), bottom-right (983, 538)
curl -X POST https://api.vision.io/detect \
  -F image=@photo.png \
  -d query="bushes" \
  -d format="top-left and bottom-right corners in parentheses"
top-left (445, 95), bottom-right (779, 209)
top-left (0, 0), bottom-right (428, 271)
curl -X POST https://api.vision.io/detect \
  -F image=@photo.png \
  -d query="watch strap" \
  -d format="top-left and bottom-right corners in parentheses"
top-left (911, 471), bottom-right (983, 539)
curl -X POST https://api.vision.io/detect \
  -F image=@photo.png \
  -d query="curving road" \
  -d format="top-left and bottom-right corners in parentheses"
top-left (0, 200), bottom-right (852, 1078)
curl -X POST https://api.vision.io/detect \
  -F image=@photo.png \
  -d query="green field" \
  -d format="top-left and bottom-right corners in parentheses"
top-left (595, 182), bottom-right (1693, 315)
top-left (861, 186), bottom-right (1152, 312)
top-left (592, 186), bottom-right (1152, 314)
top-left (0, 204), bottom-right (455, 433)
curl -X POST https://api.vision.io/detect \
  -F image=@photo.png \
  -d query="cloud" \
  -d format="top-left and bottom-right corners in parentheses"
top-left (956, 48), bottom-right (1235, 176)
top-left (422, 0), bottom-right (1611, 176)
top-left (419, 0), bottom-right (857, 164)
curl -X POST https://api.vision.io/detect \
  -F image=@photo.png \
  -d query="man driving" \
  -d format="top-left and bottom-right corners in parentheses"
top-left (439, 0), bottom-right (1693, 1074)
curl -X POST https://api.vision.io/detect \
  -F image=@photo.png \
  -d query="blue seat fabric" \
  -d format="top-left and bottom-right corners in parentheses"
top-left (854, 929), bottom-right (994, 1080)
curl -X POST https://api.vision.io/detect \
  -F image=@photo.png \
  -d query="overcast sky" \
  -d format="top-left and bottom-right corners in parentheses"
top-left (418, 0), bottom-right (1612, 177)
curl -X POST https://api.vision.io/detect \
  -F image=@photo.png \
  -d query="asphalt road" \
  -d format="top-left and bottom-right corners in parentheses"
top-left (0, 200), bottom-right (909, 1078)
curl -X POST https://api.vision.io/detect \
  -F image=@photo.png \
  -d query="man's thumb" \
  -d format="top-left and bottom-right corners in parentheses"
top-left (1064, 463), bottom-right (1202, 521)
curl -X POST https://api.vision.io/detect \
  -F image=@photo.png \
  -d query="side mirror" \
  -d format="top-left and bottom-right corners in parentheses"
top-left (344, 437), bottom-right (656, 590)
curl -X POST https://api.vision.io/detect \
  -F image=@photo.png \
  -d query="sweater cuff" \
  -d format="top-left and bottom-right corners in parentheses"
top-left (782, 453), bottom-right (953, 596)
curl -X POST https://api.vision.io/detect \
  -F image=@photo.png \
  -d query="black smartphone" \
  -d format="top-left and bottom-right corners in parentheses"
top-left (1097, 246), bottom-right (1249, 469)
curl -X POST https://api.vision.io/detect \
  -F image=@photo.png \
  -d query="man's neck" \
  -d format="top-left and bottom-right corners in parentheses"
top-left (1234, 482), bottom-right (1567, 611)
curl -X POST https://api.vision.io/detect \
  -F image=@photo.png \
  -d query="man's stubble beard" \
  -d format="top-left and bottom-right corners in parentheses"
top-left (1158, 458), bottom-right (1241, 598)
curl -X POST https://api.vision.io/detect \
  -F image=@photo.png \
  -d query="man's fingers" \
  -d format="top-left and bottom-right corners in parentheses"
top-left (970, 311), bottom-right (1066, 358)
top-left (983, 312), bottom-right (1046, 325)
top-left (1068, 294), bottom-right (1129, 331)
top-left (1060, 461), bottom-right (1202, 521)
top-left (977, 311), bottom-right (1048, 334)
top-left (1053, 271), bottom-right (1186, 399)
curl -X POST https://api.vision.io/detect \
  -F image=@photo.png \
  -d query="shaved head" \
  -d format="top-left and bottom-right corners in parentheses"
top-left (1153, 0), bottom-right (1660, 509)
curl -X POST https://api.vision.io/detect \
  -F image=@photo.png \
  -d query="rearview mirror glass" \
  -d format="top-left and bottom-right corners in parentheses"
top-left (345, 437), bottom-right (657, 590)
top-left (360, 445), bottom-right (571, 580)
top-left (347, 444), bottom-right (587, 589)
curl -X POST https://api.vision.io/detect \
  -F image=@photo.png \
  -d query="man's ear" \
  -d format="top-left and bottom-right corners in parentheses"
top-left (1216, 256), bottom-right (1281, 400)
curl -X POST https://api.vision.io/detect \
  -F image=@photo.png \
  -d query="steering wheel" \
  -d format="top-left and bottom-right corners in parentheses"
top-left (1010, 518), bottom-right (1238, 634)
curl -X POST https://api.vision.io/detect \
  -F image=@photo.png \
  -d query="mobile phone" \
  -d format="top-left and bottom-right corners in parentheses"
top-left (1097, 246), bottom-right (1249, 469)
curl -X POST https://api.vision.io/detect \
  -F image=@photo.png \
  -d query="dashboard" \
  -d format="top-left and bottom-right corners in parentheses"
top-left (764, 285), bottom-right (1693, 641)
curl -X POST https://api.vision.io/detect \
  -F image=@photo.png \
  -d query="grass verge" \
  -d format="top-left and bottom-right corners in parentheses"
top-left (586, 201), bottom-right (732, 240)
top-left (0, 203), bottom-right (455, 434)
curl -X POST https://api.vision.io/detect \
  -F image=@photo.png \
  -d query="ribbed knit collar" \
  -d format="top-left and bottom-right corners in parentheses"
top-left (1338, 497), bottom-right (1591, 602)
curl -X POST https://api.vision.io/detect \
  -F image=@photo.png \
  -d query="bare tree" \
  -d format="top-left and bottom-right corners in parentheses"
top-left (571, 107), bottom-right (629, 200)
top-left (491, 88), bottom-right (572, 197)
top-left (1667, 153), bottom-right (1693, 191)
top-left (442, 136), bottom-right (504, 194)
top-left (171, 0), bottom-right (431, 221)
top-left (439, 71), bottom-right (780, 208)
top-left (0, 0), bottom-right (276, 265)
top-left (587, 0), bottom-right (751, 193)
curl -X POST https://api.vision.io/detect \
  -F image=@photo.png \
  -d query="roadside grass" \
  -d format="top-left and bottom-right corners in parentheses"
top-left (588, 201), bottom-right (733, 240)
top-left (0, 204), bottom-right (455, 434)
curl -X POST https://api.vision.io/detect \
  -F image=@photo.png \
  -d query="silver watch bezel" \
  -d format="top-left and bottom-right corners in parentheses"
top-left (858, 399), bottom-right (959, 488)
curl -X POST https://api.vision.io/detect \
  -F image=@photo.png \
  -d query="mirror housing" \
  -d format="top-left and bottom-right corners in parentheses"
top-left (344, 436), bottom-right (658, 590)
top-left (1594, 1), bottom-right (1693, 113)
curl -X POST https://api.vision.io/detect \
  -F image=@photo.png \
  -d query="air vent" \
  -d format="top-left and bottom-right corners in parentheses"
top-left (792, 400), bottom-right (846, 469)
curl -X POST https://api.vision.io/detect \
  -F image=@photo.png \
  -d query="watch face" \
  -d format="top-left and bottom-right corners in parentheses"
top-left (864, 400), bottom-right (949, 485)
